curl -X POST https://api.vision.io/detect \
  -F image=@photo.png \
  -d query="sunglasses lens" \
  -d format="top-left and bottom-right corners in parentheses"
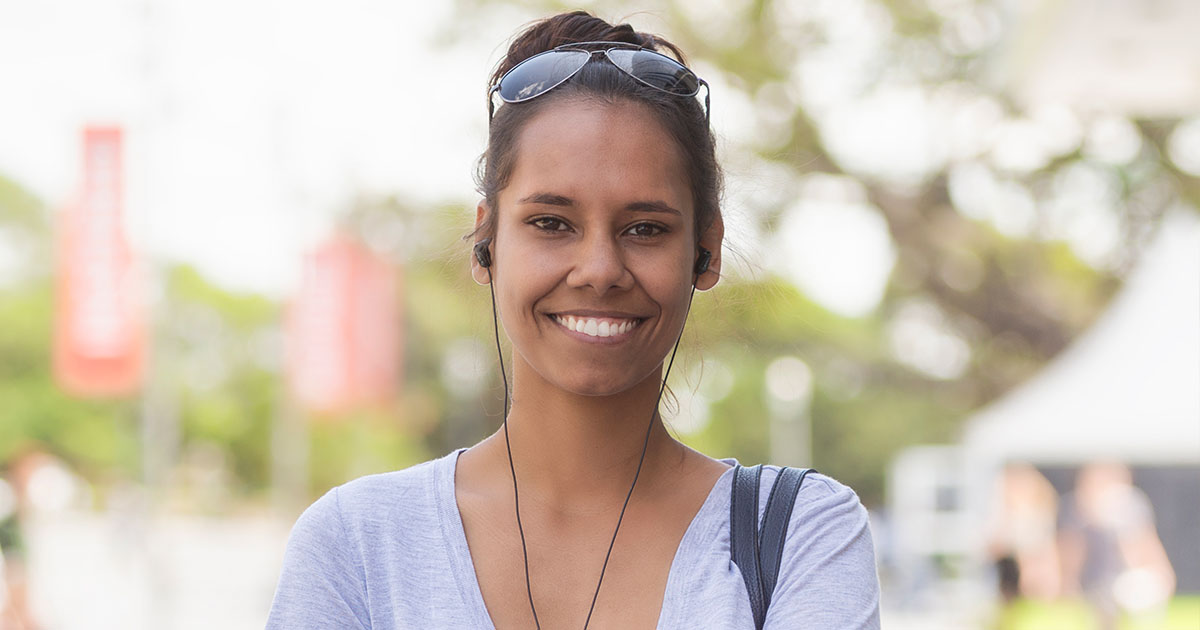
top-left (497, 50), bottom-right (590, 103)
top-left (606, 49), bottom-right (699, 96)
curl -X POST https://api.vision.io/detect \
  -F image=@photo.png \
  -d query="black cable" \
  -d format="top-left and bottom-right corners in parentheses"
top-left (486, 264), bottom-right (699, 630)
top-left (486, 267), bottom-right (541, 630)
top-left (581, 283), bottom-right (695, 629)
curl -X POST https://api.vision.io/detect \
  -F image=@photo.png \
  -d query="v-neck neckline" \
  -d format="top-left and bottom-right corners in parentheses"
top-left (437, 448), bottom-right (736, 629)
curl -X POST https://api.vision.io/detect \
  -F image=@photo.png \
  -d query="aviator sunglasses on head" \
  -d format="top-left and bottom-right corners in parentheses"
top-left (488, 41), bottom-right (711, 124)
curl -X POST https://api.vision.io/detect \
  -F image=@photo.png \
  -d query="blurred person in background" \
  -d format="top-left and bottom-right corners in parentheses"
top-left (266, 10), bottom-right (880, 630)
top-left (0, 452), bottom-right (43, 630)
top-left (987, 462), bottom-right (1061, 604)
top-left (1059, 462), bottom-right (1175, 630)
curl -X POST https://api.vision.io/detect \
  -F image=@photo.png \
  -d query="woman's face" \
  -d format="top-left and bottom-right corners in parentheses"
top-left (474, 99), bottom-right (722, 397)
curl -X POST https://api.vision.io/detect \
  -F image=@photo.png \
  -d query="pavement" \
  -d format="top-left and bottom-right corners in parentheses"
top-left (22, 508), bottom-right (289, 630)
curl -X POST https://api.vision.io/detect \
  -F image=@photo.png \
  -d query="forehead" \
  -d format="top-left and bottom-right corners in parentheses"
top-left (503, 99), bottom-right (693, 217)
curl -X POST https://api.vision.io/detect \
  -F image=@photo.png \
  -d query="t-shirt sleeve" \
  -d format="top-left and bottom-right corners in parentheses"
top-left (266, 487), bottom-right (371, 630)
top-left (763, 474), bottom-right (881, 630)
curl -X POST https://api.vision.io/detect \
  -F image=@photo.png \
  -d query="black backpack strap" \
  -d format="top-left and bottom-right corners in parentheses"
top-left (758, 467), bottom-right (814, 612)
top-left (730, 464), bottom-right (766, 629)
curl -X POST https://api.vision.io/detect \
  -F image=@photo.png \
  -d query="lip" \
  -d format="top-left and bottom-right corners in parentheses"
top-left (549, 309), bottom-right (648, 319)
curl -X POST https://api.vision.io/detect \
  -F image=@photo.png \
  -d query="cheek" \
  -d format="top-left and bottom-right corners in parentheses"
top-left (633, 259), bottom-right (694, 313)
top-left (492, 240), bottom-right (557, 323)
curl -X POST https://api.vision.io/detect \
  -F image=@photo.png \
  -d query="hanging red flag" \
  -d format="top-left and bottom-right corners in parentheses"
top-left (286, 235), bottom-right (400, 415)
top-left (53, 126), bottom-right (145, 397)
top-left (351, 249), bottom-right (401, 408)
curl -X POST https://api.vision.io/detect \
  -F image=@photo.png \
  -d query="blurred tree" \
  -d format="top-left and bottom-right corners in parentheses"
top-left (0, 175), bottom-right (140, 481)
top-left (0, 173), bottom-right (286, 504)
top-left (4, 1), bottom-right (1195, 509)
top-left (157, 265), bottom-right (280, 498)
top-left (1, 176), bottom-right (471, 504)
top-left (340, 195), bottom-right (499, 459)
top-left (434, 0), bottom-right (1198, 503)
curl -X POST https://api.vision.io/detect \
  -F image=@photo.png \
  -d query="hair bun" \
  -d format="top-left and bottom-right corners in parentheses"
top-left (490, 11), bottom-right (681, 88)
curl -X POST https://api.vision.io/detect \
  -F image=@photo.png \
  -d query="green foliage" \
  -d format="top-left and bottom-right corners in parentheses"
top-left (995, 596), bottom-right (1200, 630)
top-left (0, 178), bottom-right (140, 479)
top-left (307, 414), bottom-right (429, 495)
top-left (0, 175), bottom-right (47, 234)
top-left (436, 0), bottom-right (1192, 504)
top-left (3, 0), bottom-right (1195, 513)
top-left (670, 276), bottom-right (965, 503)
top-left (160, 265), bottom-right (283, 496)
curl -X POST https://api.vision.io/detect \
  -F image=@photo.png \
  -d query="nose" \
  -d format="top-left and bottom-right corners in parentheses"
top-left (565, 233), bottom-right (634, 295)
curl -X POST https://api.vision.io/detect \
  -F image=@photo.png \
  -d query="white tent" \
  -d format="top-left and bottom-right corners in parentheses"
top-left (961, 210), bottom-right (1200, 465)
top-left (887, 213), bottom-right (1200, 601)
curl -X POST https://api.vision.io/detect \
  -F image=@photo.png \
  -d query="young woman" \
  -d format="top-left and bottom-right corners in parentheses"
top-left (267, 11), bottom-right (880, 629)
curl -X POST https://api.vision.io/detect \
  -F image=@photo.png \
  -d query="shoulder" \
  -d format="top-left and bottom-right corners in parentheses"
top-left (745, 466), bottom-right (868, 535)
top-left (282, 450), bottom-right (452, 550)
top-left (289, 455), bottom-right (446, 539)
top-left (724, 465), bottom-right (876, 574)
top-left (759, 467), bottom-right (881, 629)
top-left (332, 455), bottom-right (446, 522)
top-left (266, 452), bottom-right (460, 629)
top-left (766, 468), bottom-right (866, 528)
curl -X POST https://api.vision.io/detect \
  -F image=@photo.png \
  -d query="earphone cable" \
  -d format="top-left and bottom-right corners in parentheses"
top-left (486, 261), bottom-right (700, 630)
top-left (486, 267), bottom-right (541, 630)
top-left (581, 283), bottom-right (696, 629)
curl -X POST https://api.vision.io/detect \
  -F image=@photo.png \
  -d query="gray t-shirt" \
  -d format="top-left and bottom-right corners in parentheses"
top-left (266, 450), bottom-right (881, 629)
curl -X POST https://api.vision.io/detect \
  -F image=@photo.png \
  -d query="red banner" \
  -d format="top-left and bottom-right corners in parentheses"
top-left (351, 250), bottom-right (400, 408)
top-left (53, 126), bottom-right (145, 397)
top-left (286, 236), bottom-right (401, 415)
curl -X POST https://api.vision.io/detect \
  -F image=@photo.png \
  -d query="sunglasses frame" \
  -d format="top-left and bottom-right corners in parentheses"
top-left (488, 41), bottom-right (710, 125)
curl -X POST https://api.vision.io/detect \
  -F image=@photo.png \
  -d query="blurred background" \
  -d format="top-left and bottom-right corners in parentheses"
top-left (0, 0), bottom-right (1197, 628)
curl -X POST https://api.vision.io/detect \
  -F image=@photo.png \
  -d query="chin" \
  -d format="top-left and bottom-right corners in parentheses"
top-left (558, 376), bottom-right (636, 398)
top-left (543, 364), bottom-right (656, 399)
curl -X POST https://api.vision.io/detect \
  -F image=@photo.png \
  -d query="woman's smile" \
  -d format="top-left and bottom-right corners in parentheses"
top-left (548, 312), bottom-right (645, 342)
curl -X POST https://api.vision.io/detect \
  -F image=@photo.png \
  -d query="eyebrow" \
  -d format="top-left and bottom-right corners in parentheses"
top-left (517, 193), bottom-right (682, 216)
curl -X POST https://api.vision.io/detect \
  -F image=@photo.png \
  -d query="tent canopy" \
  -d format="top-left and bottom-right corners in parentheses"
top-left (963, 211), bottom-right (1200, 465)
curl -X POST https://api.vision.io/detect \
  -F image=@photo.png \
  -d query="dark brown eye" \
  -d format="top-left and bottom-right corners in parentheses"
top-left (626, 222), bottom-right (666, 238)
top-left (530, 216), bottom-right (569, 231)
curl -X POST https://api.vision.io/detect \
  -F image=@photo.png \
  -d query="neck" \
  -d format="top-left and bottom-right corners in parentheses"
top-left (482, 356), bottom-right (685, 510)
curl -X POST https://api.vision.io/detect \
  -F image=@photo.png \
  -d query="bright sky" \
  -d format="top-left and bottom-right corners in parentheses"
top-left (8, 0), bottom-right (1190, 320)
top-left (0, 0), bottom-right (901, 316)
top-left (0, 0), bottom-right (520, 296)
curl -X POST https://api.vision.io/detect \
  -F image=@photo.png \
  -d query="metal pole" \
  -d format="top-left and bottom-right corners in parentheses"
top-left (764, 356), bottom-right (814, 468)
top-left (271, 390), bottom-right (309, 518)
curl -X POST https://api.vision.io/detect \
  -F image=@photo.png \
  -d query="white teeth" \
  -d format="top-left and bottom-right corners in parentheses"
top-left (554, 315), bottom-right (639, 338)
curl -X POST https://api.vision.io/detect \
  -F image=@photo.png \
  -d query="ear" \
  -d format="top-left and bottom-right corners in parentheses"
top-left (694, 213), bottom-right (724, 291)
top-left (471, 200), bottom-right (492, 286)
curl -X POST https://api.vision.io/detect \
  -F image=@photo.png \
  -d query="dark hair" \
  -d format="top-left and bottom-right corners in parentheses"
top-left (473, 11), bottom-right (722, 243)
